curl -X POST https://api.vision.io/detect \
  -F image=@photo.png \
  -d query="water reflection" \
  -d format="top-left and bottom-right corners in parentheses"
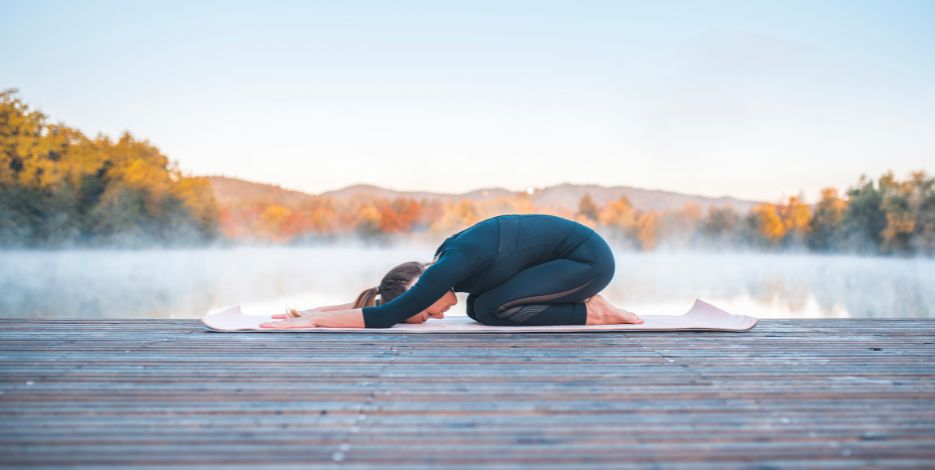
top-left (1, 247), bottom-right (932, 319)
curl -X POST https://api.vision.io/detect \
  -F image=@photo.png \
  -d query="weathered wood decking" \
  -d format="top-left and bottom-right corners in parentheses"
top-left (1, 319), bottom-right (934, 468)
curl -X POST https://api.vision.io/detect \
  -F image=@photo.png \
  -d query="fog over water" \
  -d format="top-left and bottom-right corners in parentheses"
top-left (1, 246), bottom-right (933, 320)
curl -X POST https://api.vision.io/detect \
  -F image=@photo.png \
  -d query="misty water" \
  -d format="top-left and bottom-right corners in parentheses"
top-left (1, 246), bottom-right (933, 320)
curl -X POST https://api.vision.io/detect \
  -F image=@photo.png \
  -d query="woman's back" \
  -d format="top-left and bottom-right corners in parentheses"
top-left (443, 214), bottom-right (594, 293)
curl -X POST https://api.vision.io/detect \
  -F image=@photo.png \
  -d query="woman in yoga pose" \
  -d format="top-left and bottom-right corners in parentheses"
top-left (261, 214), bottom-right (643, 329)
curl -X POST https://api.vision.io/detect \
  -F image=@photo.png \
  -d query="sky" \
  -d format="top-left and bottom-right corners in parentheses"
top-left (3, 0), bottom-right (934, 202)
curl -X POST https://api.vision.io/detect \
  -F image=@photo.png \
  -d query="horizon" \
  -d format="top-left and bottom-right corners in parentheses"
top-left (207, 172), bottom-right (763, 202)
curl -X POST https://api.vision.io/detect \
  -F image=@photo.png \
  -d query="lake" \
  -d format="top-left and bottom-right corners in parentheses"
top-left (1, 246), bottom-right (933, 319)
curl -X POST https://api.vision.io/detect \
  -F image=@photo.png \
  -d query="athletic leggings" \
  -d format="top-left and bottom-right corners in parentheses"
top-left (465, 231), bottom-right (615, 326)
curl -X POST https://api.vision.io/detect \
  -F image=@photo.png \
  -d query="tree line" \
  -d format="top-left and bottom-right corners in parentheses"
top-left (221, 170), bottom-right (934, 256)
top-left (1, 90), bottom-right (218, 247)
top-left (2, 90), bottom-right (932, 255)
top-left (574, 171), bottom-right (934, 256)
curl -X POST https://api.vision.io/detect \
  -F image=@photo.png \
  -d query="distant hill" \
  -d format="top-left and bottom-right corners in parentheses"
top-left (207, 176), bottom-right (759, 213)
top-left (526, 183), bottom-right (758, 213)
top-left (207, 176), bottom-right (319, 208)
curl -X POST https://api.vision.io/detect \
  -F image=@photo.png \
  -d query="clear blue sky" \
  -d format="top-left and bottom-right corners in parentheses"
top-left (3, 0), bottom-right (934, 202)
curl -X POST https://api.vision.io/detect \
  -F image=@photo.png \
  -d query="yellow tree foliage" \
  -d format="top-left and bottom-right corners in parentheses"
top-left (260, 204), bottom-right (292, 241)
top-left (778, 195), bottom-right (812, 237)
top-left (816, 188), bottom-right (846, 216)
top-left (348, 203), bottom-right (382, 238)
top-left (635, 212), bottom-right (659, 250)
top-left (172, 176), bottom-right (219, 231)
top-left (752, 203), bottom-right (785, 245)
top-left (598, 197), bottom-right (636, 231)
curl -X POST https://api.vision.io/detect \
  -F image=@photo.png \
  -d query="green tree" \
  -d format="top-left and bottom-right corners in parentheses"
top-left (842, 176), bottom-right (886, 253)
top-left (808, 188), bottom-right (846, 251)
top-left (699, 206), bottom-right (741, 246)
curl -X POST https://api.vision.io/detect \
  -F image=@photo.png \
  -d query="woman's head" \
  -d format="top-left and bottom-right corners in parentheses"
top-left (353, 260), bottom-right (458, 324)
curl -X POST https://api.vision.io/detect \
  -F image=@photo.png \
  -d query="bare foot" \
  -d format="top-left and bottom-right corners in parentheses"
top-left (585, 294), bottom-right (644, 325)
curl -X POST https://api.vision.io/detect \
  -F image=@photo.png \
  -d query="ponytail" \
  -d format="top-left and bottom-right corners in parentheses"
top-left (353, 286), bottom-right (381, 308)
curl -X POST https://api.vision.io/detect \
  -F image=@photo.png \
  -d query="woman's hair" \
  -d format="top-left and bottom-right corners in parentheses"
top-left (353, 261), bottom-right (426, 308)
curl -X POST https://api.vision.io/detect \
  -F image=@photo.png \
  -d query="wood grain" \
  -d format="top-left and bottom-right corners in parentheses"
top-left (1, 319), bottom-right (934, 468)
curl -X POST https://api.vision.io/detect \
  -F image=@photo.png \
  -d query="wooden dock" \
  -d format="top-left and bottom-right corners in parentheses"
top-left (2, 319), bottom-right (934, 468)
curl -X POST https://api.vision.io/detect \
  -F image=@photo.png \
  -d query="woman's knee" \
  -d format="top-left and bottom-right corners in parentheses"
top-left (468, 294), bottom-right (505, 325)
top-left (574, 233), bottom-right (615, 287)
top-left (472, 309), bottom-right (502, 326)
top-left (465, 294), bottom-right (478, 321)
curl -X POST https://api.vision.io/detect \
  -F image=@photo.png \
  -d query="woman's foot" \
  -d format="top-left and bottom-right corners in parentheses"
top-left (585, 294), bottom-right (643, 325)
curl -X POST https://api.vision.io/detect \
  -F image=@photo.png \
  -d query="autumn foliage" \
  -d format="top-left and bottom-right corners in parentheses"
top-left (3, 91), bottom-right (934, 255)
top-left (209, 172), bottom-right (935, 256)
top-left (1, 90), bottom-right (218, 246)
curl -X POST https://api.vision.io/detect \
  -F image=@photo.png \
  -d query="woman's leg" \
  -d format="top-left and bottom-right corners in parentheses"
top-left (467, 233), bottom-right (615, 326)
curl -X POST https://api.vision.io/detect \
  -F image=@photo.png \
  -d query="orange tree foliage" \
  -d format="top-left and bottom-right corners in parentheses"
top-left (216, 171), bottom-right (934, 255)
top-left (778, 195), bottom-right (812, 242)
top-left (750, 204), bottom-right (786, 246)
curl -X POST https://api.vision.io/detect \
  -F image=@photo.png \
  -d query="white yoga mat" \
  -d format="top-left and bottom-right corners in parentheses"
top-left (202, 299), bottom-right (757, 333)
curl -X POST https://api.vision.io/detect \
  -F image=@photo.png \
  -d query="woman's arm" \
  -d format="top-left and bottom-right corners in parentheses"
top-left (265, 249), bottom-right (474, 329)
top-left (261, 308), bottom-right (365, 329)
top-left (270, 302), bottom-right (356, 320)
top-left (310, 302), bottom-right (355, 313)
top-left (360, 250), bottom-right (473, 328)
top-left (313, 310), bottom-right (365, 328)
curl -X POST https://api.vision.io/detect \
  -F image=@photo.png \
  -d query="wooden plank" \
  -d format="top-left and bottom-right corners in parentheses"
top-left (1, 319), bottom-right (934, 467)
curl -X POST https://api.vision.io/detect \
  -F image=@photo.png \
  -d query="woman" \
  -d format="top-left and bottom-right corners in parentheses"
top-left (261, 214), bottom-right (643, 329)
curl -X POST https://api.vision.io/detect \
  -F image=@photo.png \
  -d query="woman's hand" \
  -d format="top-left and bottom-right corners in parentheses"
top-left (260, 316), bottom-right (319, 329)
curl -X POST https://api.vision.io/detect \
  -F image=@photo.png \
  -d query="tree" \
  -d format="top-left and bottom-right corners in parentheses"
top-left (699, 206), bottom-right (742, 247)
top-left (749, 204), bottom-right (785, 246)
top-left (634, 212), bottom-right (658, 250)
top-left (911, 171), bottom-right (935, 254)
top-left (577, 193), bottom-right (599, 224)
top-left (778, 195), bottom-right (811, 245)
top-left (842, 176), bottom-right (886, 253)
top-left (808, 188), bottom-right (846, 251)
top-left (598, 197), bottom-right (637, 247)
top-left (0, 90), bottom-right (220, 246)
top-left (354, 203), bottom-right (383, 239)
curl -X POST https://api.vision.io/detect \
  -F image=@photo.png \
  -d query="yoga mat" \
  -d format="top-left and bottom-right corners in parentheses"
top-left (202, 299), bottom-right (757, 333)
